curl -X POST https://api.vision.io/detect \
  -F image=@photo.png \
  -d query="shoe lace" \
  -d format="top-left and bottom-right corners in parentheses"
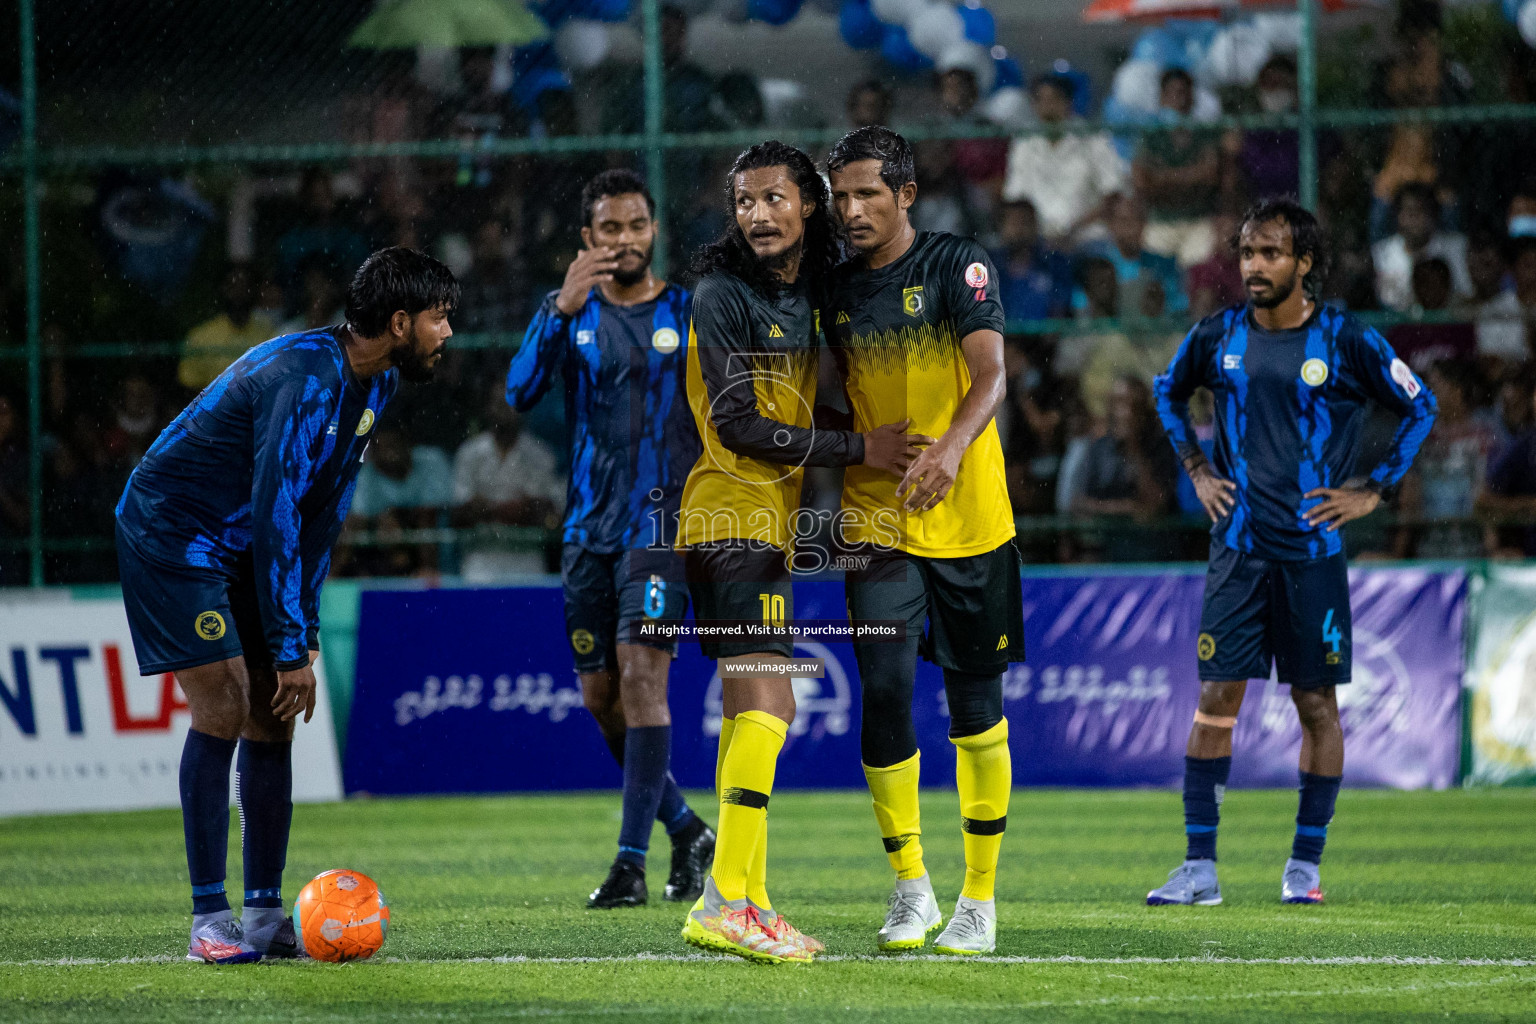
top-left (723, 904), bottom-right (764, 932)
top-left (206, 919), bottom-right (245, 945)
top-left (885, 889), bottom-right (927, 929)
top-left (947, 905), bottom-right (988, 940)
top-left (1284, 866), bottom-right (1315, 890)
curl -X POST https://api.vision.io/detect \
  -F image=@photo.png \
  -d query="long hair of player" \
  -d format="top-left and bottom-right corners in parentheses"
top-left (689, 140), bottom-right (843, 299)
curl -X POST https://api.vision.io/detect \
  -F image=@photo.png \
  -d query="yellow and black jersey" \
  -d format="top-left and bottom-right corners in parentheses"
top-left (826, 231), bottom-right (1014, 558)
top-left (679, 271), bottom-right (864, 551)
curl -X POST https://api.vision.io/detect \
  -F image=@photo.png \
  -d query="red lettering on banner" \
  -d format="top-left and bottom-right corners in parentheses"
top-left (104, 643), bottom-right (188, 732)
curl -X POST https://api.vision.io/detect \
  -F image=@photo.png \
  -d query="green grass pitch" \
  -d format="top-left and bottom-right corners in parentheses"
top-left (2, 788), bottom-right (1534, 1022)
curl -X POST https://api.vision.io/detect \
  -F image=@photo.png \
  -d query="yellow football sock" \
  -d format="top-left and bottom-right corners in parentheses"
top-left (711, 709), bottom-right (786, 902)
top-left (715, 715), bottom-right (736, 796)
top-left (863, 752), bottom-right (926, 880)
top-left (747, 814), bottom-right (771, 910)
top-left (953, 719), bottom-right (1010, 902)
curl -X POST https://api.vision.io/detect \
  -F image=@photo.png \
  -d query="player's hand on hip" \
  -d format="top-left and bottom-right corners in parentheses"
top-left (273, 653), bottom-right (319, 724)
top-left (555, 247), bottom-right (619, 315)
top-left (1190, 462), bottom-right (1238, 523)
top-left (897, 436), bottom-right (961, 512)
top-left (862, 418), bottom-right (935, 476)
top-left (1304, 486), bottom-right (1381, 532)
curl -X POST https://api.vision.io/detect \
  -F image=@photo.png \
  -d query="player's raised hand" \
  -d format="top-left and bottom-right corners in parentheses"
top-left (1304, 486), bottom-right (1381, 532)
top-left (272, 651), bottom-right (320, 723)
top-left (555, 246), bottom-right (620, 315)
top-left (1189, 462), bottom-right (1238, 524)
top-left (897, 436), bottom-right (962, 512)
top-left (862, 418), bottom-right (935, 476)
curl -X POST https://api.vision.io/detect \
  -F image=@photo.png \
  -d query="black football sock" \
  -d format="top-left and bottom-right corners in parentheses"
top-left (181, 730), bottom-right (236, 915)
top-left (237, 738), bottom-right (292, 910)
top-left (616, 726), bottom-right (671, 866)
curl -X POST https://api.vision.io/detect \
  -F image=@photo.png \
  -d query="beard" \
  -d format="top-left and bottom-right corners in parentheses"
top-left (610, 245), bottom-right (653, 287)
top-left (1248, 273), bottom-right (1298, 310)
top-left (759, 235), bottom-right (804, 275)
top-left (391, 325), bottom-right (439, 383)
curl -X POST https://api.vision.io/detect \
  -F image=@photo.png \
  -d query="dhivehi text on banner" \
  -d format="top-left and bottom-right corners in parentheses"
top-left (0, 593), bottom-right (344, 817)
top-left (345, 567), bottom-right (1465, 795)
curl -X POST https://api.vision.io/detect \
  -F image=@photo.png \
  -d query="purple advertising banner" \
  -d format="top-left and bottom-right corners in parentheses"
top-left (345, 567), bottom-right (1466, 795)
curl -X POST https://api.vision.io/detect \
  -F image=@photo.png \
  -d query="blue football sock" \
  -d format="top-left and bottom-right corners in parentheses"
top-left (1292, 771), bottom-right (1342, 864)
top-left (1183, 755), bottom-right (1231, 861)
top-left (603, 726), bottom-right (694, 835)
top-left (658, 774), bottom-right (696, 836)
top-left (616, 725), bottom-right (672, 866)
top-left (236, 738), bottom-right (293, 910)
top-left (180, 730), bottom-right (236, 915)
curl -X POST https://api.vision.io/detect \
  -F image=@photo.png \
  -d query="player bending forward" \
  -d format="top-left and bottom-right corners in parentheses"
top-left (115, 247), bottom-right (458, 962)
top-left (678, 141), bottom-right (924, 964)
top-left (1149, 199), bottom-right (1436, 906)
top-left (825, 127), bottom-right (1024, 955)
top-left (507, 169), bottom-right (715, 909)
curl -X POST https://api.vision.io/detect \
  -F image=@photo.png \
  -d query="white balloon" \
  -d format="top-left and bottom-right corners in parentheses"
top-left (937, 41), bottom-right (995, 93)
top-left (554, 19), bottom-right (612, 72)
top-left (871, 0), bottom-right (928, 26)
top-left (1111, 58), bottom-right (1164, 116)
top-left (1520, 0), bottom-right (1536, 48)
top-left (983, 86), bottom-right (1029, 130)
top-left (1200, 24), bottom-right (1271, 89)
top-left (1192, 86), bottom-right (1222, 123)
top-left (908, 2), bottom-right (965, 59)
top-left (1250, 13), bottom-right (1301, 53)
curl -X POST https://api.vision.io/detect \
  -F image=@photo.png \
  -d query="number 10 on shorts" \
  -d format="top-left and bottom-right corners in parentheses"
top-left (759, 593), bottom-right (785, 628)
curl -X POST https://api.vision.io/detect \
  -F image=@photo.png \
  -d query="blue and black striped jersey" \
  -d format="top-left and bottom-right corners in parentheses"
top-left (116, 326), bottom-right (394, 669)
top-left (1154, 304), bottom-right (1438, 560)
top-left (506, 286), bottom-right (699, 553)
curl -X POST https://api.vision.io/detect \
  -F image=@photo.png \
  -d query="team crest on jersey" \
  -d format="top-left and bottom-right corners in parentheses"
top-left (355, 408), bottom-right (375, 436)
top-left (1197, 633), bottom-right (1216, 661)
top-left (570, 629), bottom-right (595, 656)
top-left (768, 323), bottom-right (784, 338)
top-left (965, 262), bottom-right (989, 289)
top-left (902, 287), bottom-right (925, 317)
top-left (195, 611), bottom-right (227, 642)
top-left (1390, 358), bottom-right (1421, 398)
top-left (1300, 358), bottom-right (1329, 387)
top-left (651, 327), bottom-right (679, 353)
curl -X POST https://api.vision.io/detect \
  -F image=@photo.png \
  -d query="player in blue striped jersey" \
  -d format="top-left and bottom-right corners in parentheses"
top-left (1148, 200), bottom-right (1437, 907)
top-left (507, 170), bottom-right (713, 910)
top-left (115, 247), bottom-right (458, 962)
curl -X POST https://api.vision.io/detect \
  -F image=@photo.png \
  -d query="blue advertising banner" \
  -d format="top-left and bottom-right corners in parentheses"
top-left (345, 567), bottom-right (1466, 795)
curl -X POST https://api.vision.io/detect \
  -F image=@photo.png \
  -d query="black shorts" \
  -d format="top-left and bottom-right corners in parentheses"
top-left (117, 523), bottom-right (302, 675)
top-left (1198, 544), bottom-right (1352, 687)
top-left (684, 541), bottom-right (794, 661)
top-left (845, 541), bottom-right (1026, 675)
top-left (561, 544), bottom-right (690, 673)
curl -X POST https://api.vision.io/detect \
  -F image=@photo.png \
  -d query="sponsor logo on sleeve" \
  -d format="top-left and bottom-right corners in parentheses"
top-left (1390, 358), bottom-right (1421, 398)
top-left (965, 262), bottom-right (989, 289)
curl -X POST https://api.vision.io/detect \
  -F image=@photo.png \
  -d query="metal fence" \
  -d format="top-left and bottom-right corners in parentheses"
top-left (4, 0), bottom-right (1535, 585)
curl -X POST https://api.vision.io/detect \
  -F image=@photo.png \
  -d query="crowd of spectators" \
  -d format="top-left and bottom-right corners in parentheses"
top-left (5, 0), bottom-right (1536, 584)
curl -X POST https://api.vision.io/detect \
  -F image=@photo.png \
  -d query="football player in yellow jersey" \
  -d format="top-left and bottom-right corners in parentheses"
top-left (677, 141), bottom-right (925, 964)
top-left (825, 126), bottom-right (1026, 956)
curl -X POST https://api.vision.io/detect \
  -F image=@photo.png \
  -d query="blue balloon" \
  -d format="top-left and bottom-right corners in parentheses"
top-left (840, 0), bottom-right (883, 50)
top-left (993, 55), bottom-right (1023, 91)
top-left (1131, 27), bottom-right (1189, 70)
top-left (880, 23), bottom-right (934, 73)
top-left (748, 0), bottom-right (802, 25)
top-left (959, 5), bottom-right (995, 48)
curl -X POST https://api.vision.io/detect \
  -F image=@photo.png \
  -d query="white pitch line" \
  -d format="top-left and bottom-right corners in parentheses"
top-left (6, 953), bottom-right (1536, 968)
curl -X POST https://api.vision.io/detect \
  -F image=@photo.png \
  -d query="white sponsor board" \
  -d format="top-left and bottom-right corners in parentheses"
top-left (0, 593), bottom-right (343, 817)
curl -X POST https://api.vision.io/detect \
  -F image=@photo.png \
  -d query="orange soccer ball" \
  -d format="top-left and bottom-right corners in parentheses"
top-left (292, 869), bottom-right (390, 962)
